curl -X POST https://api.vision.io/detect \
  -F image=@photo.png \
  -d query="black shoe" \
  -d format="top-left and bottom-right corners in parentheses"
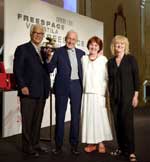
top-left (32, 151), bottom-right (39, 158)
top-left (71, 145), bottom-right (80, 155)
top-left (35, 146), bottom-right (49, 153)
top-left (23, 148), bottom-right (39, 157)
top-left (52, 146), bottom-right (62, 155)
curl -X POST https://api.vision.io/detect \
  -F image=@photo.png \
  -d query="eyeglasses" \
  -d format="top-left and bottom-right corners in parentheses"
top-left (33, 32), bottom-right (44, 36)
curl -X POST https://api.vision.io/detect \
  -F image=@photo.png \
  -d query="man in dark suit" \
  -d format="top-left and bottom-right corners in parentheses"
top-left (13, 24), bottom-right (50, 157)
top-left (47, 30), bottom-right (85, 155)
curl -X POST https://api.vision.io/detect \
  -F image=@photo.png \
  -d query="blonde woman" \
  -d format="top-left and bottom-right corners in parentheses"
top-left (107, 35), bottom-right (139, 162)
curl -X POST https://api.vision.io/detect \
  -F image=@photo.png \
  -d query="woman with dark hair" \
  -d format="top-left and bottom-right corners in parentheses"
top-left (81, 36), bottom-right (112, 153)
top-left (107, 35), bottom-right (139, 162)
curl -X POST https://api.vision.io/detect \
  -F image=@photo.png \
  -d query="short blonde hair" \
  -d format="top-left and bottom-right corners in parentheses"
top-left (110, 35), bottom-right (129, 55)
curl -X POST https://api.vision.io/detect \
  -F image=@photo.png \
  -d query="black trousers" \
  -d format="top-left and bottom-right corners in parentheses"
top-left (54, 80), bottom-right (82, 147)
top-left (112, 101), bottom-right (135, 154)
top-left (20, 97), bottom-right (46, 151)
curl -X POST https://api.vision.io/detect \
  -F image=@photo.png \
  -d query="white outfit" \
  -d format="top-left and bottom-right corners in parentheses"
top-left (81, 55), bottom-right (112, 144)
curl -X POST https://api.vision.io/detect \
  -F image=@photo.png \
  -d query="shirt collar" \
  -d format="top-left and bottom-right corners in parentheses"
top-left (67, 48), bottom-right (75, 53)
top-left (31, 41), bottom-right (41, 53)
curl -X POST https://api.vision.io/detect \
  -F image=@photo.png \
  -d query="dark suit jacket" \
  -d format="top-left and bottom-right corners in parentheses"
top-left (47, 45), bottom-right (85, 95)
top-left (13, 42), bottom-right (50, 98)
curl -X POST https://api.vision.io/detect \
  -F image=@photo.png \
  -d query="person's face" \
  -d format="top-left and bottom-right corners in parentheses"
top-left (46, 44), bottom-right (53, 54)
top-left (31, 27), bottom-right (44, 46)
top-left (114, 41), bottom-right (125, 54)
top-left (65, 32), bottom-right (77, 49)
top-left (89, 41), bottom-right (100, 55)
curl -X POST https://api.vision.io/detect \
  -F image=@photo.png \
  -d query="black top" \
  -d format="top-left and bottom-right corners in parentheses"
top-left (107, 54), bottom-right (139, 104)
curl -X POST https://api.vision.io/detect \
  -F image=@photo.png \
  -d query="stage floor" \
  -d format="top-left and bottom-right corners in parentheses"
top-left (0, 107), bottom-right (150, 162)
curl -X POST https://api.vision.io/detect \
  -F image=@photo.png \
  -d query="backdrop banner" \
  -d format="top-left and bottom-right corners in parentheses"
top-left (3, 0), bottom-right (103, 137)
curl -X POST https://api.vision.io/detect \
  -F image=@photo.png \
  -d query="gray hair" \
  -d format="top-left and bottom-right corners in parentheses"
top-left (65, 30), bottom-right (78, 41)
top-left (30, 24), bottom-right (45, 36)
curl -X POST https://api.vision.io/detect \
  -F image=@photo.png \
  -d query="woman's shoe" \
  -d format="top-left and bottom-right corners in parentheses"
top-left (84, 145), bottom-right (96, 153)
top-left (110, 149), bottom-right (122, 156)
top-left (129, 154), bottom-right (137, 162)
top-left (98, 144), bottom-right (106, 153)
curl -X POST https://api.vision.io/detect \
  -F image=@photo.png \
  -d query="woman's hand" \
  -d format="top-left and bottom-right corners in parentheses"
top-left (132, 91), bottom-right (139, 108)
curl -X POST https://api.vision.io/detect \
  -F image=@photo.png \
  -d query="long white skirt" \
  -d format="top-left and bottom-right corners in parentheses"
top-left (81, 93), bottom-right (113, 144)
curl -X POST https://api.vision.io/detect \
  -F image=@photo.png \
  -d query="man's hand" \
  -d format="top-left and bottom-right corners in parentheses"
top-left (21, 87), bottom-right (29, 95)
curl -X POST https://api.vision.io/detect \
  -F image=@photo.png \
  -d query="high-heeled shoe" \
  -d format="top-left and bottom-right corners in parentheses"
top-left (129, 154), bottom-right (137, 162)
top-left (110, 149), bottom-right (122, 156)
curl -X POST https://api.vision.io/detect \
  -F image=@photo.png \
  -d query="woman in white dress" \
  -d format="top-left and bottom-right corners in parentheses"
top-left (81, 36), bottom-right (112, 153)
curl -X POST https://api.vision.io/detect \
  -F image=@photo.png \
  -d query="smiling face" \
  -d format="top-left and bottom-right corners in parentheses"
top-left (30, 25), bottom-right (44, 46)
top-left (87, 36), bottom-right (103, 55)
top-left (111, 35), bottom-right (129, 56)
top-left (88, 41), bottom-right (100, 55)
top-left (114, 41), bottom-right (126, 55)
top-left (65, 31), bottom-right (78, 49)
